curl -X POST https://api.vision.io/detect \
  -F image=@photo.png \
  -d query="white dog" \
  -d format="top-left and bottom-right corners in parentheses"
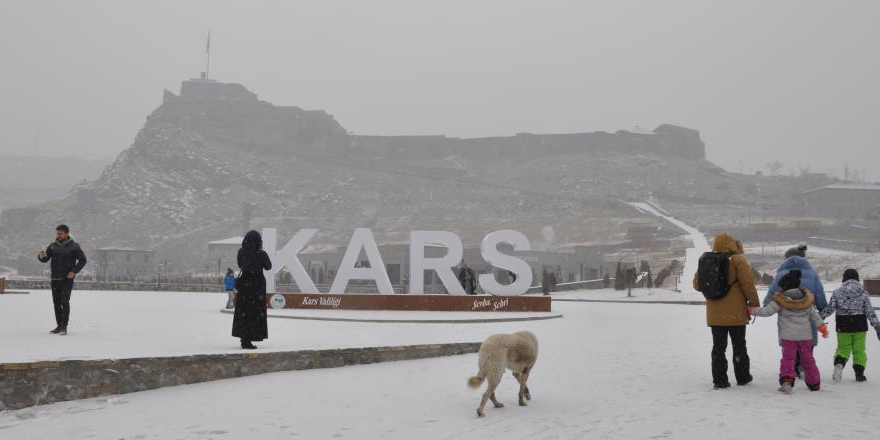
top-left (467, 331), bottom-right (538, 417)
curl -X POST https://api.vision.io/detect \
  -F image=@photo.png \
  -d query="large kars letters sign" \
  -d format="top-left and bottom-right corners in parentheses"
top-left (261, 228), bottom-right (533, 296)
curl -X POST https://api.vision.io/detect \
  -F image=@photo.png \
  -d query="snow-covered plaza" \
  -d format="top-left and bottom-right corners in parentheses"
top-left (2, 289), bottom-right (879, 439)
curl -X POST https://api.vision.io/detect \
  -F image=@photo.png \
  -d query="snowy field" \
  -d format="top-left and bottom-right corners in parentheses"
top-left (3, 291), bottom-right (880, 439)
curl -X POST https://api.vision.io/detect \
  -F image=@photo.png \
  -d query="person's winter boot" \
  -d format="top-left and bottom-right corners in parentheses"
top-left (59, 326), bottom-right (67, 336)
top-left (226, 299), bottom-right (234, 310)
top-left (854, 365), bottom-right (867, 382)
top-left (241, 340), bottom-right (257, 350)
top-left (832, 364), bottom-right (844, 382)
top-left (806, 382), bottom-right (820, 391)
top-left (49, 326), bottom-right (62, 334)
top-left (736, 374), bottom-right (753, 386)
top-left (713, 382), bottom-right (730, 390)
top-left (778, 378), bottom-right (794, 394)
top-left (833, 356), bottom-right (847, 382)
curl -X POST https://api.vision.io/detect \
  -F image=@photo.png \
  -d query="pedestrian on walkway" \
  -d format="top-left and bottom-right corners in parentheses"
top-left (820, 269), bottom-right (880, 382)
top-left (749, 270), bottom-right (829, 393)
top-left (693, 233), bottom-right (760, 389)
top-left (37, 224), bottom-right (87, 335)
top-left (231, 230), bottom-right (272, 349)
top-left (224, 268), bottom-right (236, 309)
top-left (763, 245), bottom-right (827, 381)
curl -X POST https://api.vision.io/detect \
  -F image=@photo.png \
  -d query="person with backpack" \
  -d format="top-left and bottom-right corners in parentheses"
top-left (693, 233), bottom-right (761, 389)
top-left (819, 269), bottom-right (880, 382)
top-left (748, 269), bottom-right (829, 393)
top-left (763, 245), bottom-right (827, 381)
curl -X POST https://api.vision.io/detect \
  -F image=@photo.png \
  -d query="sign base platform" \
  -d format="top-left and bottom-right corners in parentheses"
top-left (266, 293), bottom-right (551, 312)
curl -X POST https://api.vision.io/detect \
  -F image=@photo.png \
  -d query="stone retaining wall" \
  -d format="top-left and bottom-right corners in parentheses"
top-left (0, 342), bottom-right (480, 411)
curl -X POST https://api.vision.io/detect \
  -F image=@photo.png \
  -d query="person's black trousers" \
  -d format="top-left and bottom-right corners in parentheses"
top-left (711, 325), bottom-right (751, 386)
top-left (50, 278), bottom-right (74, 326)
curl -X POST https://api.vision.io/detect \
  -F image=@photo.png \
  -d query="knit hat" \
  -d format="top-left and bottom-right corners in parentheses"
top-left (779, 269), bottom-right (802, 291)
top-left (842, 268), bottom-right (860, 282)
top-left (784, 244), bottom-right (807, 259)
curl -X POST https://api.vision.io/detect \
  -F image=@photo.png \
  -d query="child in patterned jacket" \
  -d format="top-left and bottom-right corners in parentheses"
top-left (749, 269), bottom-right (829, 393)
top-left (820, 269), bottom-right (880, 382)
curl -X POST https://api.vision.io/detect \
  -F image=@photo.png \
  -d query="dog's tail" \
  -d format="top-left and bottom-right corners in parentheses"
top-left (468, 348), bottom-right (489, 388)
top-left (467, 374), bottom-right (485, 388)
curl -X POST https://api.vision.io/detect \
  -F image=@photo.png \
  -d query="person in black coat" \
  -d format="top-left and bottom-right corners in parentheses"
top-left (232, 230), bottom-right (272, 349)
top-left (37, 224), bottom-right (87, 335)
top-left (458, 263), bottom-right (477, 295)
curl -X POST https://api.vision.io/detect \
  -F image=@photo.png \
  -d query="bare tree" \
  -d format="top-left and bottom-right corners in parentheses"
top-left (766, 160), bottom-right (783, 176)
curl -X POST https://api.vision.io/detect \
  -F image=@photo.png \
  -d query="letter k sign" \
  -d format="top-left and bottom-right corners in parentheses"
top-left (263, 228), bottom-right (319, 294)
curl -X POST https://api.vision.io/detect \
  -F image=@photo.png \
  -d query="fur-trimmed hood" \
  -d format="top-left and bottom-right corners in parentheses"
top-left (773, 288), bottom-right (814, 311)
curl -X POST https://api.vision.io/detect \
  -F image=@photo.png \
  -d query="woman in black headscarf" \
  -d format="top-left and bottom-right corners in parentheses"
top-left (232, 230), bottom-right (272, 349)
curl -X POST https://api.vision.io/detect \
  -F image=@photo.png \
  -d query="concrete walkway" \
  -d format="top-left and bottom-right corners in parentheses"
top-left (630, 201), bottom-right (710, 294)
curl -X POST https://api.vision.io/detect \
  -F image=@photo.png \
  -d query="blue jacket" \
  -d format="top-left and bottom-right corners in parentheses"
top-left (224, 273), bottom-right (236, 290)
top-left (763, 256), bottom-right (827, 345)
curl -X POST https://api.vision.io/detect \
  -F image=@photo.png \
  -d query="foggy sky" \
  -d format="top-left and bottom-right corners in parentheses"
top-left (1, 0), bottom-right (878, 180)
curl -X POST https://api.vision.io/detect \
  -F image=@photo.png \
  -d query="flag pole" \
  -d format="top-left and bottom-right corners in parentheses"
top-left (206, 29), bottom-right (211, 80)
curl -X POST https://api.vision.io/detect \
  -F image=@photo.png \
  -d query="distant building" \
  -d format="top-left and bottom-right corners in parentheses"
top-left (95, 247), bottom-right (156, 280)
top-left (207, 236), bottom-right (243, 275)
top-left (795, 183), bottom-right (880, 219)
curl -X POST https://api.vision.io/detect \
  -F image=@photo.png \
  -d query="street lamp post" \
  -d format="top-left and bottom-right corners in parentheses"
top-left (217, 256), bottom-right (226, 276)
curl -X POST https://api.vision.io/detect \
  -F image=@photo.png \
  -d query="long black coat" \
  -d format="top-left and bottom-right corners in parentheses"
top-left (38, 238), bottom-right (87, 280)
top-left (231, 248), bottom-right (272, 342)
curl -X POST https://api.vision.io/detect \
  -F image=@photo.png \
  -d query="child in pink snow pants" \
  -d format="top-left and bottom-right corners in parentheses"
top-left (750, 269), bottom-right (829, 393)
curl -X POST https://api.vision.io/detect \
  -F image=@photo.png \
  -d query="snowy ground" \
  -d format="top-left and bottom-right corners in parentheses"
top-left (0, 290), bottom-right (557, 363)
top-left (3, 291), bottom-right (880, 439)
top-left (551, 287), bottom-right (705, 303)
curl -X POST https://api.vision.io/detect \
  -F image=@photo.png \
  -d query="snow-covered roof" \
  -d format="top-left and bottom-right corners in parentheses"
top-left (798, 183), bottom-right (880, 196)
top-left (207, 236), bottom-right (243, 245)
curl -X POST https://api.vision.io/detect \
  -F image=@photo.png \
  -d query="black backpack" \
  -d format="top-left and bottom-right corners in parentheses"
top-left (697, 252), bottom-right (737, 299)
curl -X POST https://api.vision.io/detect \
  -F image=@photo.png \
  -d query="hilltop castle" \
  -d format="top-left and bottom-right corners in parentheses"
top-left (158, 79), bottom-right (706, 162)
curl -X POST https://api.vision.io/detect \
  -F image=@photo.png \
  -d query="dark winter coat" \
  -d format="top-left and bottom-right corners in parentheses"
top-left (458, 266), bottom-right (476, 295)
top-left (820, 279), bottom-right (880, 332)
top-left (541, 271), bottom-right (551, 294)
top-left (232, 231), bottom-right (272, 342)
top-left (763, 256), bottom-right (827, 345)
top-left (37, 237), bottom-right (87, 280)
top-left (693, 233), bottom-right (760, 326)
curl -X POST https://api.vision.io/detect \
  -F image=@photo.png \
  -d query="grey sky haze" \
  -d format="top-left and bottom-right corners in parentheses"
top-left (1, 0), bottom-right (878, 180)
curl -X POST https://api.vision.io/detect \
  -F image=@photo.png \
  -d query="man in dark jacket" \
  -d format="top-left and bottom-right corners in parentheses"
top-left (37, 225), bottom-right (87, 335)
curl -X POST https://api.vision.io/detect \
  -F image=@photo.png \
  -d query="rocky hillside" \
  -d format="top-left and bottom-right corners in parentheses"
top-left (0, 80), bottom-right (831, 273)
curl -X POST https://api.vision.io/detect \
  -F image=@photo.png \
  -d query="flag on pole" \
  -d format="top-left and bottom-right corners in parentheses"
top-left (206, 30), bottom-right (211, 54)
